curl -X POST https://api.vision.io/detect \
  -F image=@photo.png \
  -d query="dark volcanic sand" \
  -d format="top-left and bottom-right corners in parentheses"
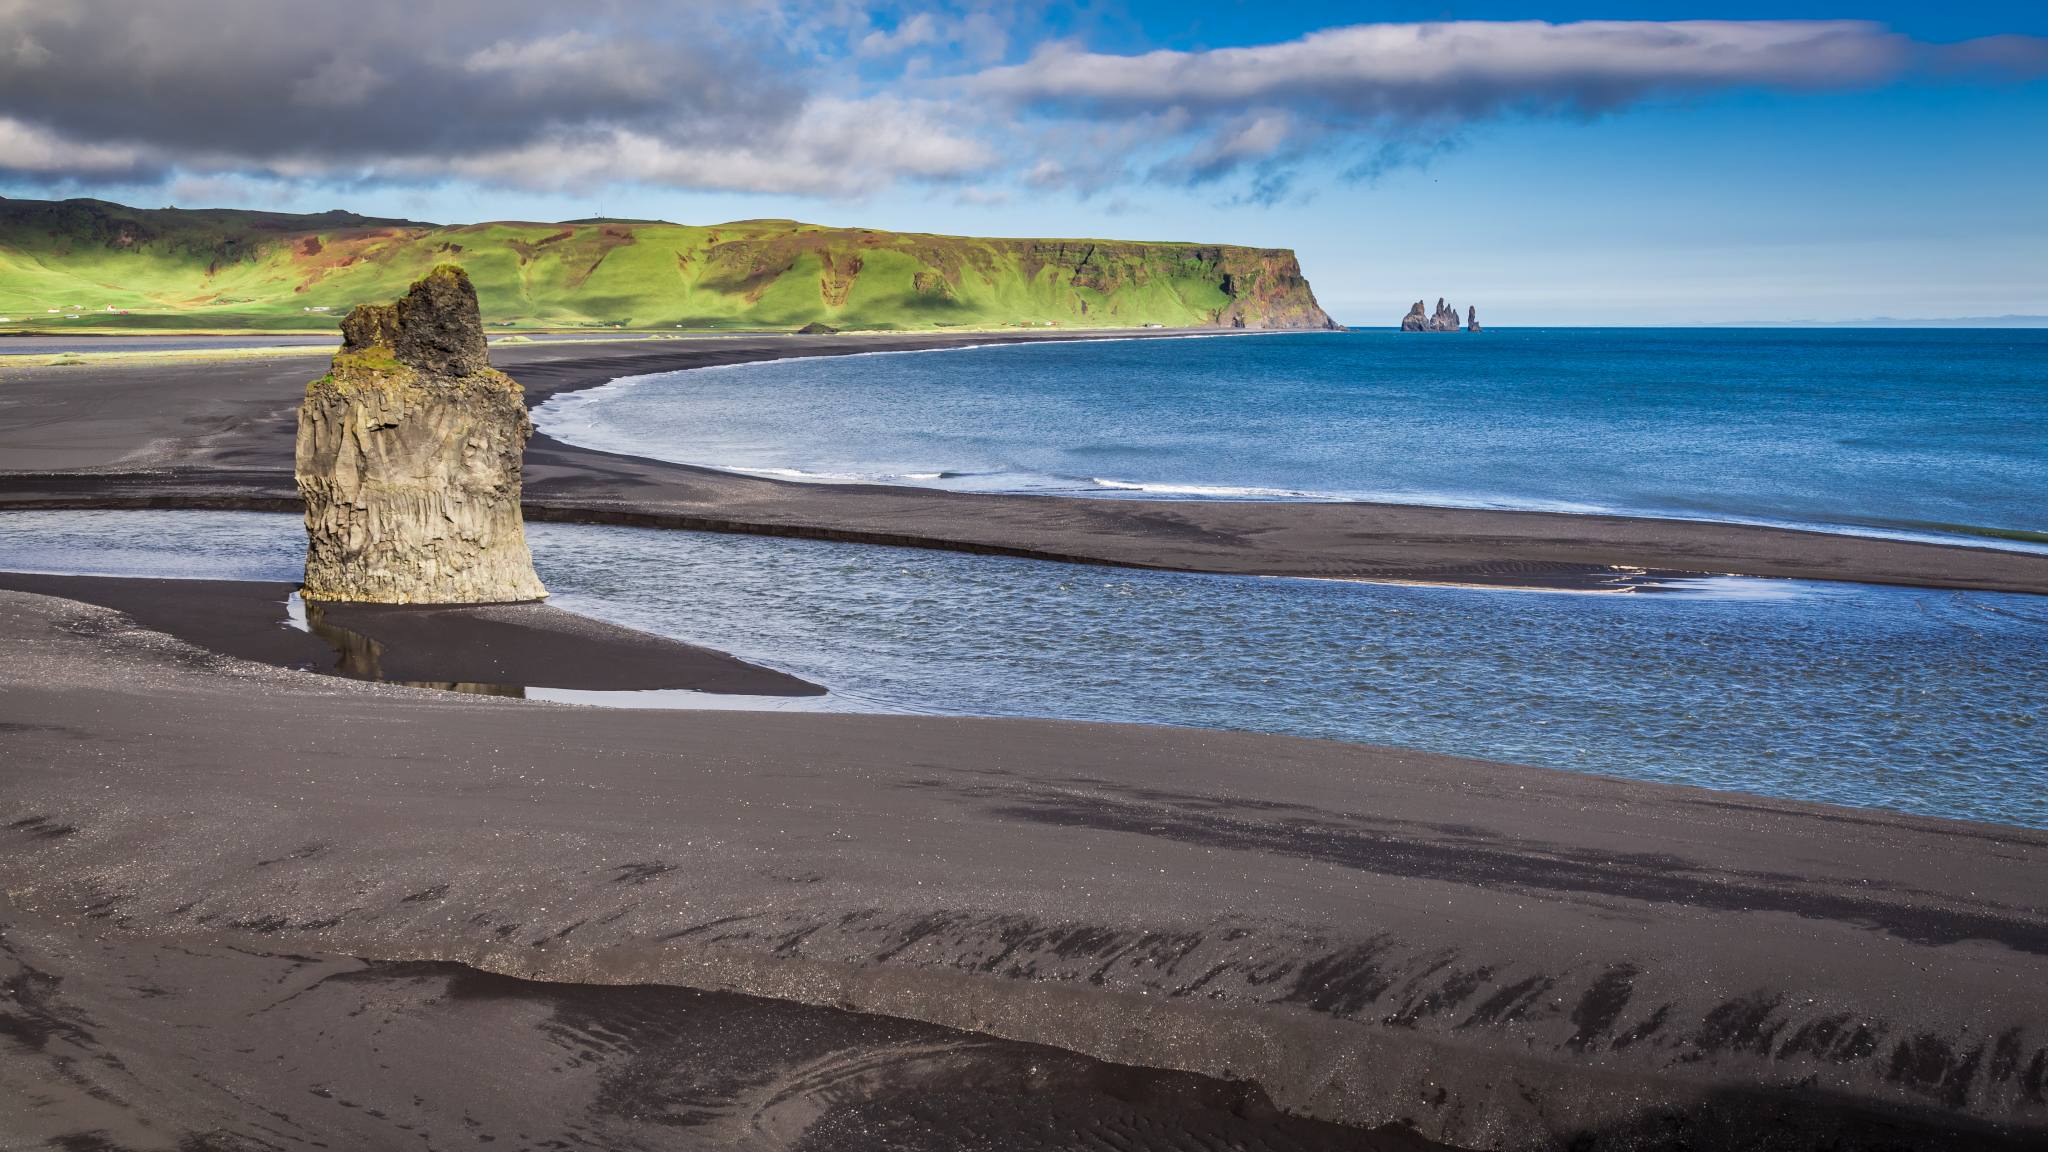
top-left (3, 332), bottom-right (2047, 594)
top-left (3, 587), bottom-right (2044, 1149)
top-left (1, 911), bottom-right (1431, 1152)
top-left (0, 571), bottom-right (821, 696)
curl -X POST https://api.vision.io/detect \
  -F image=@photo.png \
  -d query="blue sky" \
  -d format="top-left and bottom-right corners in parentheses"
top-left (3, 2), bottom-right (2044, 324)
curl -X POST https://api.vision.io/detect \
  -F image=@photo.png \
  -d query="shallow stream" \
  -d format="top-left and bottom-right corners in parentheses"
top-left (4, 509), bottom-right (2043, 828)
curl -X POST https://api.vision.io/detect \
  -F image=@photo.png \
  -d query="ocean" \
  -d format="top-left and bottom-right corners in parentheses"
top-left (534, 328), bottom-right (2048, 550)
top-left (4, 510), bottom-right (2043, 830)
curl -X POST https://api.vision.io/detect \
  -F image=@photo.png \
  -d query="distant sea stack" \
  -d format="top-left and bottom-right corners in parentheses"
top-left (1400, 298), bottom-right (1465, 332)
top-left (295, 265), bottom-right (547, 604)
top-left (1467, 305), bottom-right (1482, 333)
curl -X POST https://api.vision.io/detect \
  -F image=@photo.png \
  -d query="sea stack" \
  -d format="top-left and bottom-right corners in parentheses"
top-left (295, 265), bottom-right (546, 604)
top-left (1467, 305), bottom-right (1482, 333)
top-left (1400, 297), bottom-right (1464, 332)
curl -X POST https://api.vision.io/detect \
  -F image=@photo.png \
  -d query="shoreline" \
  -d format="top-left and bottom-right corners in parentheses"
top-left (2, 330), bottom-right (2047, 594)
top-left (4, 583), bottom-right (2044, 1149)
top-left (531, 334), bottom-right (2048, 559)
top-left (0, 570), bottom-right (823, 696)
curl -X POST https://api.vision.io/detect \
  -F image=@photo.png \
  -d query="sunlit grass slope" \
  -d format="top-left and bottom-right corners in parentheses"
top-left (0, 197), bottom-right (1334, 333)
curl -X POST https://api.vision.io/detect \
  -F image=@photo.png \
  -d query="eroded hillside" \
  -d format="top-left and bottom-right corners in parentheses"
top-left (0, 197), bottom-right (1337, 332)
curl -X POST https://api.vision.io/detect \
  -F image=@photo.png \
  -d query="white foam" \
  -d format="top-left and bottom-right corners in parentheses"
top-left (721, 464), bottom-right (952, 485)
top-left (1088, 478), bottom-right (1337, 500)
top-left (723, 465), bottom-right (853, 480)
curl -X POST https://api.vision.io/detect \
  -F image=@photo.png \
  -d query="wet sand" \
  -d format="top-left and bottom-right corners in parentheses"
top-left (2, 908), bottom-right (1430, 1152)
top-left (4, 586), bottom-right (2044, 1149)
top-left (4, 332), bottom-right (2047, 593)
top-left (0, 571), bottom-right (821, 695)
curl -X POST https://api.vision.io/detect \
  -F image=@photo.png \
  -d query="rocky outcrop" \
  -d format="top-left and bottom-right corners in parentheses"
top-left (1400, 298), bottom-right (1465, 332)
top-left (295, 265), bottom-right (546, 604)
top-left (1467, 305), bottom-right (1482, 333)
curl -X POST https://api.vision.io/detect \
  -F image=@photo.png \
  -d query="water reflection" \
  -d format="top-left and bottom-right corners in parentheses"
top-left (285, 591), bottom-right (527, 696)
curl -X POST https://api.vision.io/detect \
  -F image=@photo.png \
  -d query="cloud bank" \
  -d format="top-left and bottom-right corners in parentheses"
top-left (0, 5), bottom-right (2039, 205)
top-left (977, 20), bottom-right (1912, 113)
top-left (973, 19), bottom-right (2040, 194)
top-left (0, 0), bottom-right (988, 195)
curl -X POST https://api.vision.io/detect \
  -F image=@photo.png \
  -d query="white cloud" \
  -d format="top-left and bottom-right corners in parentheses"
top-left (394, 97), bottom-right (993, 197)
top-left (858, 12), bottom-right (938, 57)
top-left (853, 5), bottom-right (1011, 65)
top-left (1021, 159), bottom-right (1064, 188)
top-left (964, 19), bottom-right (2000, 191)
top-left (460, 30), bottom-right (666, 102)
top-left (1, 9), bottom-right (2040, 204)
top-left (0, 116), bottom-right (150, 178)
top-left (974, 21), bottom-right (1913, 114)
top-left (1177, 114), bottom-right (1294, 180)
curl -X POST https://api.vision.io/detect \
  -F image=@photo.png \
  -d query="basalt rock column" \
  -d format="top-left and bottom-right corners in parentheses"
top-left (295, 265), bottom-right (546, 604)
top-left (1399, 297), bottom-right (1464, 332)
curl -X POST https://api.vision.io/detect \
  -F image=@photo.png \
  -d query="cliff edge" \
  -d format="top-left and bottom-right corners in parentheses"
top-left (0, 195), bottom-right (1337, 332)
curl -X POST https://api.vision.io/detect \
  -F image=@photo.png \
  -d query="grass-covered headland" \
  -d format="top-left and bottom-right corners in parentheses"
top-left (0, 196), bottom-right (1336, 334)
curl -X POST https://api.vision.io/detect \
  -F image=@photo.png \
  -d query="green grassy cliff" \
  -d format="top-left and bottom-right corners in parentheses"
top-left (0, 196), bottom-right (1336, 333)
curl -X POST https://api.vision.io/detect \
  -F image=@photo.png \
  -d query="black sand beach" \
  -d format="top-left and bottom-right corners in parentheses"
top-left (5, 332), bottom-right (2048, 594)
top-left (5, 333), bottom-right (2048, 1149)
top-left (2, 908), bottom-right (1431, 1152)
top-left (3, 586), bottom-right (2045, 1149)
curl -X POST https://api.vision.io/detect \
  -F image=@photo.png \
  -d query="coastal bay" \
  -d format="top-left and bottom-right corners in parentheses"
top-left (5, 331), bottom-right (2048, 595)
top-left (8, 5), bottom-right (2045, 1149)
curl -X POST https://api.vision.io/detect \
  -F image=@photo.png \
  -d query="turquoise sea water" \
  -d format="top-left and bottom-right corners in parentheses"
top-left (535, 329), bottom-right (2048, 549)
top-left (4, 510), bottom-right (2043, 830)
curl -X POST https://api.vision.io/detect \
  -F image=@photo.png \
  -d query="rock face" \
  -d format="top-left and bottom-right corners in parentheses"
top-left (1204, 249), bottom-right (1342, 330)
top-left (295, 265), bottom-right (546, 604)
top-left (1467, 305), bottom-right (1482, 333)
top-left (1399, 297), bottom-right (1466, 332)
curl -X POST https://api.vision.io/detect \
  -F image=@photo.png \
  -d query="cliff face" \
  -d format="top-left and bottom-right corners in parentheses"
top-left (294, 265), bottom-right (546, 604)
top-left (1010, 240), bottom-right (1335, 329)
top-left (0, 195), bottom-right (1336, 332)
top-left (1212, 248), bottom-right (1339, 330)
